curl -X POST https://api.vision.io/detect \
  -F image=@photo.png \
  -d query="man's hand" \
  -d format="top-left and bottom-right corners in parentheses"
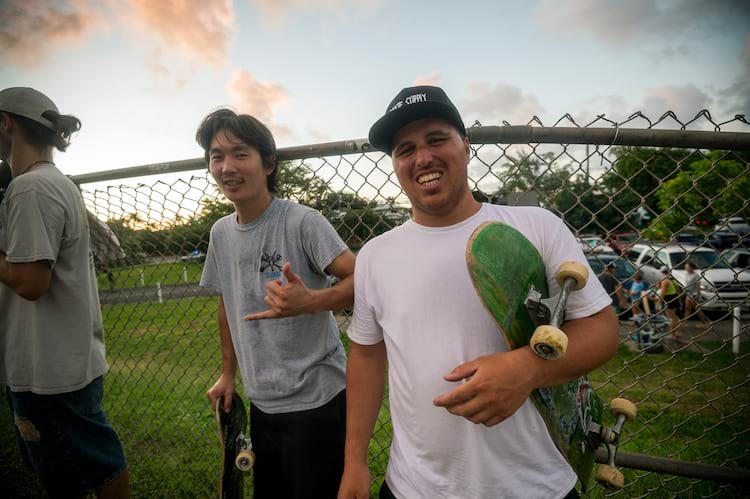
top-left (206, 373), bottom-right (236, 413)
top-left (337, 461), bottom-right (371, 499)
top-left (244, 262), bottom-right (313, 320)
top-left (432, 348), bottom-right (538, 427)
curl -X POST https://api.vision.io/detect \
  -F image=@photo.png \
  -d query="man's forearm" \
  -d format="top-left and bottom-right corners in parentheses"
top-left (310, 274), bottom-right (354, 313)
top-left (529, 306), bottom-right (619, 389)
top-left (218, 296), bottom-right (238, 376)
top-left (344, 341), bottom-right (387, 465)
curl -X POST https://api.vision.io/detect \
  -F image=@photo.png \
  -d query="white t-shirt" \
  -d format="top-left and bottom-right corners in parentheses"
top-left (348, 203), bottom-right (611, 499)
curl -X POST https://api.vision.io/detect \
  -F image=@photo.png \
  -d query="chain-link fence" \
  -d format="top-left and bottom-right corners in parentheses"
top-left (13, 112), bottom-right (750, 497)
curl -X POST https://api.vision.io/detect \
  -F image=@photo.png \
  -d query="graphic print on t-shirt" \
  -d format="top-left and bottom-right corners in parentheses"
top-left (260, 250), bottom-right (283, 280)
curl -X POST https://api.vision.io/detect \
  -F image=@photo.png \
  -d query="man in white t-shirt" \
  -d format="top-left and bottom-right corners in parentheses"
top-left (337, 86), bottom-right (619, 499)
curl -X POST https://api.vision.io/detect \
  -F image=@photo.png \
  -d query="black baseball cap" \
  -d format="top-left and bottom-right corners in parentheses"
top-left (368, 85), bottom-right (466, 155)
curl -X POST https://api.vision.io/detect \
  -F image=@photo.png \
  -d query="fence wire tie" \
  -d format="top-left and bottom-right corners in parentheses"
top-left (600, 123), bottom-right (621, 167)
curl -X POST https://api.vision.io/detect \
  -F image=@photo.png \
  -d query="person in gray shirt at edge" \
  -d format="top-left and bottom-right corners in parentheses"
top-left (0, 87), bottom-right (129, 498)
top-left (196, 109), bottom-right (355, 499)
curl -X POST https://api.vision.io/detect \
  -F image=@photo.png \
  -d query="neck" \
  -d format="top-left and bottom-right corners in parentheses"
top-left (235, 193), bottom-right (273, 225)
top-left (8, 143), bottom-right (54, 177)
top-left (413, 192), bottom-right (482, 228)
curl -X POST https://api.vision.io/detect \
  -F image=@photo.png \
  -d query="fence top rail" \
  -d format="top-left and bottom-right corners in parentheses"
top-left (71, 125), bottom-right (750, 185)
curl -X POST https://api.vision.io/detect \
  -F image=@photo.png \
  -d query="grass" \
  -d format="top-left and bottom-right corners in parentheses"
top-left (2, 295), bottom-right (748, 498)
top-left (97, 261), bottom-right (204, 290)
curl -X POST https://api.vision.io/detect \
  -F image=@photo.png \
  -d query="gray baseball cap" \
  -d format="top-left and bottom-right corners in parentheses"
top-left (0, 87), bottom-right (59, 131)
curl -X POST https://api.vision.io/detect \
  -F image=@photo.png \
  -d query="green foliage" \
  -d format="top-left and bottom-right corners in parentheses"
top-left (655, 150), bottom-right (750, 233)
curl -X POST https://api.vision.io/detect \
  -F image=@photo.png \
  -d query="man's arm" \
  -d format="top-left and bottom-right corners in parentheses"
top-left (433, 306), bottom-right (619, 427)
top-left (243, 249), bottom-right (355, 320)
top-left (206, 295), bottom-right (238, 413)
top-left (338, 341), bottom-right (387, 499)
top-left (0, 253), bottom-right (51, 300)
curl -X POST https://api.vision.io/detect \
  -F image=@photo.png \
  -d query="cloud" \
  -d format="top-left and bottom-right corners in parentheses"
top-left (715, 33), bottom-right (750, 116)
top-left (250, 0), bottom-right (382, 29)
top-left (123, 0), bottom-right (234, 67)
top-left (532, 0), bottom-right (750, 45)
top-left (462, 82), bottom-right (545, 125)
top-left (0, 0), bottom-right (104, 67)
top-left (641, 84), bottom-right (713, 121)
top-left (574, 95), bottom-right (631, 124)
top-left (414, 72), bottom-right (441, 86)
top-left (226, 69), bottom-right (294, 141)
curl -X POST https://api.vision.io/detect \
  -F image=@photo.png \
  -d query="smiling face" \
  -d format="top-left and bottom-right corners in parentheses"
top-left (208, 128), bottom-right (273, 223)
top-left (391, 118), bottom-right (480, 227)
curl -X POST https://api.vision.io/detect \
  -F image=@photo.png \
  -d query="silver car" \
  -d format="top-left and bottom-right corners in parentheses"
top-left (627, 243), bottom-right (750, 311)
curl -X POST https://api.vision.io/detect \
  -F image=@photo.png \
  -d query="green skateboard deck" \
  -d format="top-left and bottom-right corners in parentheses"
top-left (216, 394), bottom-right (254, 499)
top-left (466, 221), bottom-right (603, 491)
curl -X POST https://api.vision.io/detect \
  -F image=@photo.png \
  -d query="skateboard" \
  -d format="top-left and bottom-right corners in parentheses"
top-left (466, 221), bottom-right (636, 491)
top-left (216, 394), bottom-right (255, 499)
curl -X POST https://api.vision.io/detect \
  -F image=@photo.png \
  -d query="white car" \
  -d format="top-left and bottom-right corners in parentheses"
top-left (626, 243), bottom-right (750, 312)
top-left (714, 217), bottom-right (750, 235)
top-left (578, 236), bottom-right (615, 253)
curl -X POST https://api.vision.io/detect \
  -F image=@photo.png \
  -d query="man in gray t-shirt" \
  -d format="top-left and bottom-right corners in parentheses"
top-left (196, 109), bottom-right (355, 498)
top-left (0, 87), bottom-right (129, 496)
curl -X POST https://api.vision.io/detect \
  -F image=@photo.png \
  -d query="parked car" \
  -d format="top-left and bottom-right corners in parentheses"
top-left (180, 249), bottom-right (206, 263)
top-left (626, 243), bottom-right (750, 311)
top-left (578, 235), bottom-right (615, 253)
top-left (606, 232), bottom-right (639, 254)
top-left (671, 229), bottom-right (720, 249)
top-left (722, 248), bottom-right (750, 270)
top-left (586, 253), bottom-right (643, 287)
top-left (714, 217), bottom-right (750, 235)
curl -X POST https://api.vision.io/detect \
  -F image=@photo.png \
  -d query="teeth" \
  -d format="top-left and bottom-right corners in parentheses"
top-left (418, 172), bottom-right (441, 185)
top-left (224, 179), bottom-right (242, 186)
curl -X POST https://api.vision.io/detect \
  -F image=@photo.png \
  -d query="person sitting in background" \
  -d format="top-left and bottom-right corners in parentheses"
top-left (628, 271), bottom-right (649, 315)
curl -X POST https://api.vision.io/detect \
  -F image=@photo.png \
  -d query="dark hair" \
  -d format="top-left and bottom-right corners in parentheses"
top-left (195, 109), bottom-right (278, 194)
top-left (9, 110), bottom-right (81, 152)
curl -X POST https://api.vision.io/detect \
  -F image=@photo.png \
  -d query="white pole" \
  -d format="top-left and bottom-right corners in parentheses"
top-left (733, 306), bottom-right (741, 355)
top-left (183, 266), bottom-right (188, 283)
top-left (139, 270), bottom-right (145, 287)
top-left (157, 282), bottom-right (163, 304)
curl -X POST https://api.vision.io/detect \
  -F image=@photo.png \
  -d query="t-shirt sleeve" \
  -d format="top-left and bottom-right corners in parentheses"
top-left (299, 210), bottom-right (348, 275)
top-left (347, 243), bottom-right (384, 345)
top-left (540, 211), bottom-right (612, 320)
top-left (5, 190), bottom-right (62, 264)
top-left (200, 224), bottom-right (221, 291)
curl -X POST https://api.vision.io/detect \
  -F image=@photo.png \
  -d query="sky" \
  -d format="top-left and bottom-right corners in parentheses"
top-left (1, 0), bottom-right (749, 184)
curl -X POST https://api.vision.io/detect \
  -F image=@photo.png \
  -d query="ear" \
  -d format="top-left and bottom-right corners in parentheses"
top-left (264, 155), bottom-right (277, 175)
top-left (463, 136), bottom-right (471, 160)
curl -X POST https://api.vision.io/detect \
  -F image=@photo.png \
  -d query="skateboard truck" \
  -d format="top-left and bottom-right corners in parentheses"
top-left (529, 262), bottom-right (589, 360)
top-left (235, 433), bottom-right (255, 471)
top-left (586, 398), bottom-right (638, 489)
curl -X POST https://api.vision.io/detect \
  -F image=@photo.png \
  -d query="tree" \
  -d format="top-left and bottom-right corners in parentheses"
top-left (600, 147), bottom-right (698, 224)
top-left (654, 150), bottom-right (750, 233)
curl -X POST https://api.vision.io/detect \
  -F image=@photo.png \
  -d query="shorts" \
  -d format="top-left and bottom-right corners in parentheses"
top-left (6, 376), bottom-right (127, 497)
top-left (663, 294), bottom-right (680, 310)
top-left (250, 389), bottom-right (346, 499)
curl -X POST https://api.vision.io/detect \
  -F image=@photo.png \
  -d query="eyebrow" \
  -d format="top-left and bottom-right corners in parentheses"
top-left (209, 144), bottom-right (252, 155)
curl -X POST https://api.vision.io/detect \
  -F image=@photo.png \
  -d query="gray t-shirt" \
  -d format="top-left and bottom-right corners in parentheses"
top-left (200, 198), bottom-right (348, 413)
top-left (0, 163), bottom-right (107, 394)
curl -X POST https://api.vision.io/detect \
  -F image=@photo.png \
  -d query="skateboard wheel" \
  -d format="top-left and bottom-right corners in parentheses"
top-left (530, 325), bottom-right (568, 360)
top-left (556, 262), bottom-right (588, 290)
top-left (610, 398), bottom-right (637, 421)
top-left (236, 450), bottom-right (255, 471)
top-left (595, 464), bottom-right (624, 489)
